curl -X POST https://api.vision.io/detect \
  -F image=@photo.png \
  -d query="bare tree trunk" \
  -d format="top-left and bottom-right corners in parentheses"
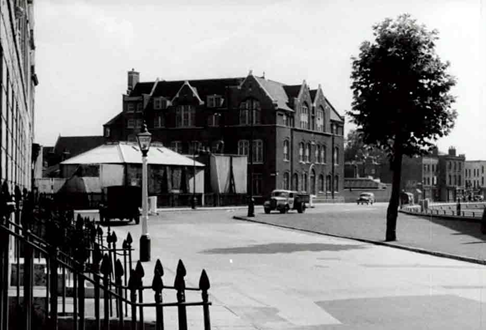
top-left (386, 145), bottom-right (403, 241)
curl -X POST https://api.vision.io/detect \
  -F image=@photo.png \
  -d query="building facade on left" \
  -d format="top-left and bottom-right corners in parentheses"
top-left (0, 0), bottom-right (38, 191)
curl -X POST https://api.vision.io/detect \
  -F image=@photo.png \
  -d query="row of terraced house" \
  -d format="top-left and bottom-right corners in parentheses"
top-left (346, 146), bottom-right (486, 203)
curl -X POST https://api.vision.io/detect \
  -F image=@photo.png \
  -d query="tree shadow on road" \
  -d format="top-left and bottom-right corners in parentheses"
top-left (201, 242), bottom-right (367, 254)
top-left (400, 212), bottom-right (486, 244)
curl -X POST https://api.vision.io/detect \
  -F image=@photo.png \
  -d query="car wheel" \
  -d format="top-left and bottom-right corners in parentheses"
top-left (264, 208), bottom-right (271, 214)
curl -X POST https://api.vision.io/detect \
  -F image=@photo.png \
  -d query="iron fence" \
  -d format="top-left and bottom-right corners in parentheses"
top-left (0, 189), bottom-right (212, 330)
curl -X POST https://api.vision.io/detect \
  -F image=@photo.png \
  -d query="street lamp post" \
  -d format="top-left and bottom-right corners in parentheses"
top-left (136, 122), bottom-right (152, 262)
top-left (331, 123), bottom-right (335, 200)
top-left (192, 144), bottom-right (198, 209)
top-left (247, 103), bottom-right (255, 217)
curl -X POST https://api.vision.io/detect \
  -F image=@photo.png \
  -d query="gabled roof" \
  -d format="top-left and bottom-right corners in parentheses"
top-left (54, 136), bottom-right (106, 159)
top-left (309, 89), bottom-right (317, 101)
top-left (104, 112), bottom-right (123, 126)
top-left (254, 77), bottom-right (293, 111)
top-left (129, 82), bottom-right (154, 97)
top-left (130, 78), bottom-right (244, 105)
top-left (283, 85), bottom-right (301, 99)
top-left (172, 81), bottom-right (204, 105)
top-left (127, 74), bottom-right (345, 118)
top-left (327, 98), bottom-right (344, 123)
top-left (61, 142), bottom-right (204, 167)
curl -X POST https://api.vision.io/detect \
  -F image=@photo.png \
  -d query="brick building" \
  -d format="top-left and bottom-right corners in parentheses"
top-left (438, 147), bottom-right (465, 202)
top-left (379, 147), bottom-right (465, 202)
top-left (104, 70), bottom-right (345, 201)
top-left (464, 160), bottom-right (485, 197)
top-left (0, 0), bottom-right (37, 191)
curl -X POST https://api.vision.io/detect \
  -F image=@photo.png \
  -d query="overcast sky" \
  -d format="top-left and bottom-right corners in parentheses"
top-left (34, 0), bottom-right (486, 159)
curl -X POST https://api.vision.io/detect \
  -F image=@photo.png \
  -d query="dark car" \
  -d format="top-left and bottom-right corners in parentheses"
top-left (357, 192), bottom-right (375, 205)
top-left (99, 185), bottom-right (141, 224)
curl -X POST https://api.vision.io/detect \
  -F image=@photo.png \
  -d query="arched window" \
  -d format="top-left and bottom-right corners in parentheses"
top-left (299, 143), bottom-right (304, 162)
top-left (311, 106), bottom-right (316, 130)
top-left (293, 173), bottom-right (299, 191)
top-left (283, 172), bottom-right (290, 190)
top-left (334, 175), bottom-right (339, 191)
top-left (316, 145), bottom-right (321, 163)
top-left (319, 174), bottom-right (325, 192)
top-left (316, 106), bottom-right (324, 132)
top-left (283, 140), bottom-right (290, 161)
top-left (300, 104), bottom-right (309, 129)
top-left (326, 175), bottom-right (332, 192)
top-left (321, 145), bottom-right (327, 163)
top-left (305, 143), bottom-right (311, 163)
top-left (334, 146), bottom-right (339, 165)
top-left (310, 169), bottom-right (316, 195)
top-left (238, 140), bottom-right (249, 156)
top-left (303, 172), bottom-right (308, 192)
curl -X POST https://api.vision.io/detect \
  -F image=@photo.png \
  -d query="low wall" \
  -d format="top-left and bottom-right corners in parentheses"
top-left (343, 188), bottom-right (391, 203)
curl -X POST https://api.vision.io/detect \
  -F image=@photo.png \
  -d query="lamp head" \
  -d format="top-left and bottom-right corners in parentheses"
top-left (137, 121), bottom-right (152, 156)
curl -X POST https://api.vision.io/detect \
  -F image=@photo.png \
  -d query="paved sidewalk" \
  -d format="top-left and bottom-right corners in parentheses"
top-left (233, 203), bottom-right (486, 264)
top-left (107, 211), bottom-right (486, 330)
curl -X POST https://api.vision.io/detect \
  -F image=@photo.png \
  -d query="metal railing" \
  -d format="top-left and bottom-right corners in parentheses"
top-left (0, 192), bottom-right (212, 330)
top-left (405, 205), bottom-right (486, 218)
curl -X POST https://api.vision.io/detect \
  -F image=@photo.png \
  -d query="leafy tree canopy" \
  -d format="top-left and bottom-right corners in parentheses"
top-left (348, 14), bottom-right (457, 159)
top-left (344, 129), bottom-right (387, 163)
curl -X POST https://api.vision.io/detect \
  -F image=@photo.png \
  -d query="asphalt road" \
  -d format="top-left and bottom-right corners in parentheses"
top-left (106, 208), bottom-right (486, 330)
top-left (236, 203), bottom-right (486, 263)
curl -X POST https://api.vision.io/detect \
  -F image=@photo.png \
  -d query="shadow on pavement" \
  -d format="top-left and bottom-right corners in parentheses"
top-left (201, 242), bottom-right (367, 254)
top-left (414, 214), bottom-right (486, 244)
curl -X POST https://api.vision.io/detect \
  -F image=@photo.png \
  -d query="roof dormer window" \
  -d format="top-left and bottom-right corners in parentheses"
top-left (154, 98), bottom-right (162, 110)
top-left (207, 95), bottom-right (222, 108)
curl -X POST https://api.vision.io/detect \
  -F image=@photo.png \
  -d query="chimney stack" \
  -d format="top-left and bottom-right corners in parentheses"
top-left (127, 68), bottom-right (140, 94)
top-left (448, 146), bottom-right (456, 157)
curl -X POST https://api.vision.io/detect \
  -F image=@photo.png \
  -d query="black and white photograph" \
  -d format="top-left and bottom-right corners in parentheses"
top-left (1, 0), bottom-right (486, 329)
